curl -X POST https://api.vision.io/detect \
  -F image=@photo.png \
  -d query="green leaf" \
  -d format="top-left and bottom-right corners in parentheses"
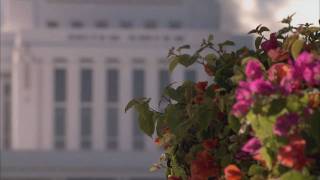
top-left (135, 103), bottom-right (155, 137)
top-left (196, 105), bottom-right (216, 130)
top-left (255, 36), bottom-right (263, 50)
top-left (286, 95), bottom-right (306, 112)
top-left (228, 114), bottom-right (240, 132)
top-left (177, 44), bottom-right (191, 51)
top-left (165, 105), bottom-right (184, 133)
top-left (258, 26), bottom-right (270, 33)
top-left (164, 86), bottom-right (181, 101)
top-left (248, 29), bottom-right (257, 34)
top-left (247, 112), bottom-right (276, 140)
top-left (267, 98), bottom-right (286, 115)
top-left (177, 54), bottom-right (196, 67)
top-left (208, 34), bottom-right (214, 42)
top-left (219, 40), bottom-right (235, 47)
top-left (125, 99), bottom-right (138, 112)
top-left (248, 164), bottom-right (265, 176)
top-left (125, 98), bottom-right (148, 112)
top-left (307, 110), bottom-right (320, 146)
top-left (169, 56), bottom-right (180, 72)
top-left (291, 39), bottom-right (304, 59)
top-left (278, 27), bottom-right (291, 35)
top-left (205, 53), bottom-right (217, 65)
top-left (220, 154), bottom-right (233, 167)
top-left (280, 170), bottom-right (316, 180)
top-left (281, 13), bottom-right (295, 24)
top-left (260, 147), bottom-right (273, 169)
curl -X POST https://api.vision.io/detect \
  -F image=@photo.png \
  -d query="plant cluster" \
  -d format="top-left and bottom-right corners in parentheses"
top-left (126, 15), bottom-right (320, 180)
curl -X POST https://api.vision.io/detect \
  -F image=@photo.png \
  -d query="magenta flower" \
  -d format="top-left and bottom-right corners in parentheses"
top-left (313, 64), bottom-right (320, 85)
top-left (232, 100), bottom-right (252, 118)
top-left (280, 68), bottom-right (302, 94)
top-left (242, 137), bottom-right (261, 155)
top-left (261, 33), bottom-right (279, 53)
top-left (295, 51), bottom-right (315, 70)
top-left (249, 79), bottom-right (274, 95)
top-left (273, 113), bottom-right (300, 136)
top-left (302, 63), bottom-right (320, 86)
top-left (245, 60), bottom-right (264, 81)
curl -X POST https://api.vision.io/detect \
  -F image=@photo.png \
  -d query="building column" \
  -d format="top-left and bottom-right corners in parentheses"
top-left (145, 58), bottom-right (158, 151)
top-left (119, 62), bottom-right (132, 151)
top-left (66, 60), bottom-right (80, 150)
top-left (92, 60), bottom-right (105, 151)
top-left (41, 60), bottom-right (54, 150)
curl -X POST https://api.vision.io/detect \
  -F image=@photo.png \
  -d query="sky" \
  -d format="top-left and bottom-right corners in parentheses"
top-left (230, 0), bottom-right (320, 33)
top-left (1, 0), bottom-right (319, 32)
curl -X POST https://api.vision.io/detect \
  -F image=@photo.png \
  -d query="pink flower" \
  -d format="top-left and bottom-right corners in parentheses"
top-left (249, 79), bottom-right (274, 95)
top-left (242, 137), bottom-right (261, 155)
top-left (235, 86), bottom-right (251, 102)
top-left (232, 100), bottom-right (252, 118)
top-left (273, 113), bottom-right (300, 136)
top-left (280, 68), bottom-right (302, 94)
top-left (261, 33), bottom-right (279, 53)
top-left (245, 60), bottom-right (264, 81)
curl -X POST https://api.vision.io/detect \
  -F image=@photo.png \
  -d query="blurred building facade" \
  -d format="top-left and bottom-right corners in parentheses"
top-left (0, 0), bottom-right (251, 179)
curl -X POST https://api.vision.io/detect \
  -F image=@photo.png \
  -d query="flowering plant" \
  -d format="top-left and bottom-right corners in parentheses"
top-left (126, 15), bottom-right (320, 180)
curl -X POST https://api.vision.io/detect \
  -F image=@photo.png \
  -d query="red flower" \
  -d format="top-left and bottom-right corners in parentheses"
top-left (308, 93), bottom-right (320, 108)
top-left (277, 136), bottom-right (309, 170)
top-left (261, 33), bottom-right (279, 53)
top-left (168, 175), bottom-right (182, 180)
top-left (202, 138), bottom-right (218, 150)
top-left (224, 164), bottom-right (242, 180)
top-left (154, 137), bottom-right (161, 145)
top-left (267, 47), bottom-right (289, 62)
top-left (212, 84), bottom-right (220, 91)
top-left (194, 94), bottom-right (204, 104)
top-left (195, 81), bottom-right (208, 92)
top-left (190, 151), bottom-right (220, 180)
top-left (268, 63), bottom-right (291, 84)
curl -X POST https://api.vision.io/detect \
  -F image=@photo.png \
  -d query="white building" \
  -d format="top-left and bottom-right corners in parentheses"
top-left (0, 0), bottom-right (252, 179)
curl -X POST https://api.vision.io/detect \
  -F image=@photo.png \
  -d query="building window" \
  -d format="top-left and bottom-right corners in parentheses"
top-left (144, 20), bottom-right (157, 29)
top-left (47, 20), bottom-right (59, 28)
top-left (2, 80), bottom-right (11, 150)
top-left (54, 107), bottom-right (66, 149)
top-left (80, 107), bottom-right (92, 150)
top-left (106, 69), bottom-right (119, 150)
top-left (106, 107), bottom-right (118, 150)
top-left (106, 69), bottom-right (119, 102)
top-left (80, 68), bottom-right (93, 150)
top-left (185, 69), bottom-right (197, 82)
top-left (53, 68), bottom-right (67, 150)
top-left (132, 70), bottom-right (145, 150)
top-left (95, 20), bottom-right (109, 29)
top-left (71, 20), bottom-right (84, 29)
top-left (168, 20), bottom-right (182, 29)
top-left (120, 20), bottom-right (133, 28)
top-left (54, 69), bottom-right (66, 102)
top-left (80, 69), bottom-right (93, 102)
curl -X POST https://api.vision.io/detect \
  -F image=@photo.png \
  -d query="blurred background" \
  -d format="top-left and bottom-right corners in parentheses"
top-left (0, 0), bottom-right (319, 179)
